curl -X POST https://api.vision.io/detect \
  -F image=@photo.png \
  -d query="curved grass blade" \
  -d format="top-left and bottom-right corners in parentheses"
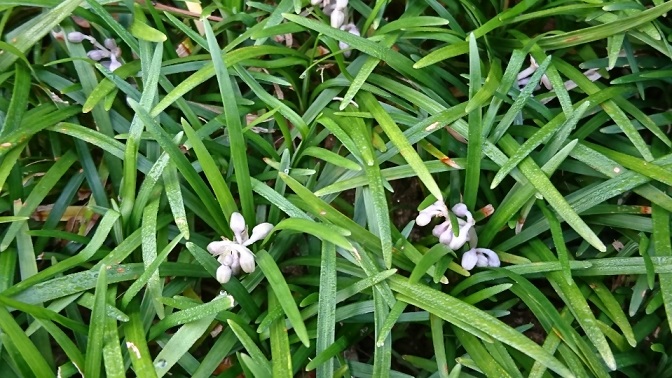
top-left (256, 250), bottom-right (311, 347)
top-left (358, 92), bottom-right (442, 202)
top-left (203, 19), bottom-right (255, 222)
top-left (389, 275), bottom-right (573, 377)
top-left (84, 265), bottom-right (107, 378)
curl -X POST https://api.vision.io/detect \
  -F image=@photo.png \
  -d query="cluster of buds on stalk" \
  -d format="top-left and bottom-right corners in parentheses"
top-left (417, 201), bottom-right (500, 271)
top-left (517, 56), bottom-right (602, 92)
top-left (308, 0), bottom-right (360, 57)
top-left (207, 212), bottom-right (274, 284)
top-left (67, 31), bottom-right (123, 71)
top-left (311, 0), bottom-right (349, 28)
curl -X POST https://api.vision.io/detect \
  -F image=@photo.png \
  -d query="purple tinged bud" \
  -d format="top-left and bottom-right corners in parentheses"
top-left (87, 49), bottom-right (109, 61)
top-left (67, 32), bottom-right (86, 43)
top-left (104, 38), bottom-right (117, 50)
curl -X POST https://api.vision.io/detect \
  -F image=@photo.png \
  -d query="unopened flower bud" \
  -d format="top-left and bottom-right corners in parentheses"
top-left (87, 49), bottom-right (109, 61)
top-left (108, 56), bottom-right (122, 72)
top-left (67, 32), bottom-right (86, 43)
top-left (104, 38), bottom-right (117, 50)
top-left (334, 0), bottom-right (348, 10)
top-left (216, 265), bottom-right (232, 284)
top-left (331, 10), bottom-right (345, 28)
top-left (239, 250), bottom-right (256, 273)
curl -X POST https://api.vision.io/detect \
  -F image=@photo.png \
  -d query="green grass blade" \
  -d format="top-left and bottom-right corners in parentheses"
top-left (316, 241), bottom-right (337, 378)
top-left (84, 265), bottom-right (107, 378)
top-left (203, 19), bottom-right (255, 222)
top-left (358, 92), bottom-right (442, 202)
top-left (256, 250), bottom-right (311, 347)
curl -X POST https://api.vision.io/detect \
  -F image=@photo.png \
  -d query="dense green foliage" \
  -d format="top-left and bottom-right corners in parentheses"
top-left (1, 0), bottom-right (672, 377)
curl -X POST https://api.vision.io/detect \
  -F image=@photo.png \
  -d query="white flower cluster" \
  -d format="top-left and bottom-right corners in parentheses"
top-left (311, 0), bottom-right (349, 28)
top-left (417, 201), bottom-right (500, 271)
top-left (517, 56), bottom-right (601, 91)
top-left (67, 32), bottom-right (123, 71)
top-left (310, 0), bottom-right (360, 56)
top-left (207, 212), bottom-right (273, 284)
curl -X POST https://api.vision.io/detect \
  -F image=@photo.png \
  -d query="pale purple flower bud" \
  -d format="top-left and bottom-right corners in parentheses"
top-left (334, 0), bottom-right (348, 10)
top-left (244, 223), bottom-right (274, 246)
top-left (230, 212), bottom-right (246, 243)
top-left (478, 248), bottom-right (500, 267)
top-left (416, 212), bottom-right (433, 226)
top-left (339, 41), bottom-right (351, 57)
top-left (216, 264), bottom-right (232, 283)
top-left (432, 221), bottom-right (451, 238)
top-left (451, 203), bottom-right (468, 218)
top-left (331, 9), bottom-right (345, 28)
top-left (239, 250), bottom-right (256, 273)
top-left (104, 38), bottom-right (117, 50)
top-left (447, 228), bottom-right (469, 250)
top-left (87, 49), bottom-right (110, 61)
top-left (461, 249), bottom-right (478, 270)
top-left (219, 253), bottom-right (234, 266)
top-left (107, 55), bottom-right (122, 72)
top-left (540, 74), bottom-right (552, 90)
top-left (207, 240), bottom-right (229, 255)
top-left (323, 3), bottom-right (335, 15)
top-left (230, 253), bottom-right (241, 275)
top-left (476, 253), bottom-right (489, 267)
top-left (67, 32), bottom-right (86, 43)
top-left (516, 66), bottom-right (536, 81)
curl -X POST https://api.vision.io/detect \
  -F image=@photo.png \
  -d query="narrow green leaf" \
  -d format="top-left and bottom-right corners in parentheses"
top-left (124, 309), bottom-right (159, 378)
top-left (498, 135), bottom-right (606, 252)
top-left (389, 276), bottom-right (573, 377)
top-left (203, 19), bottom-right (255, 222)
top-left (180, 118), bottom-right (238, 225)
top-left (129, 3), bottom-right (167, 42)
top-left (492, 101), bottom-right (591, 188)
top-left (228, 320), bottom-right (272, 375)
top-left (316, 242), bottom-right (336, 378)
top-left (84, 265), bottom-right (107, 378)
top-left (358, 92), bottom-right (442, 202)
top-left (0, 0), bottom-right (83, 71)
top-left (154, 296), bottom-right (230, 377)
top-left (0, 151), bottom-right (77, 251)
top-left (269, 291), bottom-right (293, 378)
top-left (256, 250), bottom-right (311, 347)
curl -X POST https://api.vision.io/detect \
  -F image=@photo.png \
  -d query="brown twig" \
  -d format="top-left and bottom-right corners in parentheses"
top-left (136, 0), bottom-right (224, 22)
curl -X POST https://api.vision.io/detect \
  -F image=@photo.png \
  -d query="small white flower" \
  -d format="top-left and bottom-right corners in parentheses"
top-left (207, 212), bottom-right (274, 283)
top-left (517, 57), bottom-right (551, 90)
top-left (417, 201), bottom-right (475, 250)
top-left (518, 55), bottom-right (604, 93)
top-left (417, 200), bottom-right (501, 272)
top-left (66, 31), bottom-right (123, 72)
top-left (416, 200), bottom-right (449, 226)
top-left (334, 0), bottom-right (348, 10)
top-left (461, 248), bottom-right (500, 270)
top-left (216, 265), bottom-right (232, 284)
top-left (331, 9), bottom-right (345, 28)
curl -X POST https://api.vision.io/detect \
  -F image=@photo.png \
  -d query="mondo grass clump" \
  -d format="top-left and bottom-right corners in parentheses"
top-left (1, 0), bottom-right (672, 377)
